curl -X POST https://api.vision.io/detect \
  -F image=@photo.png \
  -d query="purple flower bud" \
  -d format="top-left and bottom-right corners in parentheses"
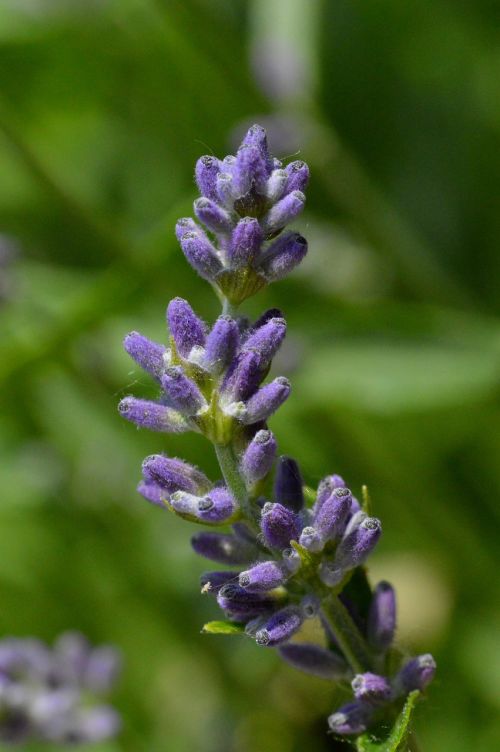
top-left (241, 124), bottom-right (272, 168)
top-left (118, 397), bottom-right (190, 433)
top-left (191, 531), bottom-right (257, 565)
top-left (175, 217), bottom-right (198, 242)
top-left (255, 606), bottom-right (303, 646)
top-left (262, 190), bottom-right (306, 235)
top-left (261, 502), bottom-right (301, 550)
top-left (242, 317), bottom-right (287, 369)
top-left (142, 455), bottom-right (210, 495)
top-left (217, 583), bottom-right (277, 621)
top-left (278, 643), bottom-right (347, 680)
top-left (137, 480), bottom-right (168, 508)
top-left (167, 298), bottom-right (206, 358)
top-left (216, 172), bottom-right (234, 206)
top-left (195, 155), bottom-right (221, 200)
top-left (249, 308), bottom-right (284, 332)
top-left (239, 561), bottom-right (286, 592)
top-left (313, 474), bottom-right (346, 515)
top-left (367, 581), bottom-right (396, 651)
top-left (285, 160), bottom-right (310, 193)
top-left (172, 486), bottom-right (237, 524)
top-left (204, 315), bottom-right (240, 373)
top-left (314, 488), bottom-right (352, 543)
top-left (179, 230), bottom-right (222, 281)
top-left (259, 232), bottom-right (308, 281)
top-left (233, 144), bottom-right (269, 196)
top-left (335, 515), bottom-right (382, 570)
top-left (83, 647), bottom-right (122, 694)
top-left (282, 546), bottom-right (301, 574)
top-left (351, 673), bottom-right (392, 705)
top-left (200, 571), bottom-right (238, 594)
top-left (299, 526), bottom-right (323, 552)
top-left (228, 217), bottom-right (263, 268)
top-left (327, 701), bottom-right (373, 736)
top-left (161, 366), bottom-right (207, 415)
top-left (243, 377), bottom-right (291, 424)
top-left (194, 197), bottom-right (233, 234)
top-left (241, 429), bottom-right (277, 486)
top-left (266, 169), bottom-right (288, 202)
top-left (221, 350), bottom-right (262, 402)
top-left (274, 456), bottom-right (304, 512)
top-left (396, 654), bottom-right (436, 693)
top-left (123, 332), bottom-right (166, 382)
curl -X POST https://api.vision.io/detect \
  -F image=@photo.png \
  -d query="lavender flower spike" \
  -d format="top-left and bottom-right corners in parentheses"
top-left (204, 315), bottom-right (240, 374)
top-left (240, 429), bottom-right (277, 486)
top-left (274, 456), bottom-right (304, 513)
top-left (367, 581), bottom-right (397, 651)
top-left (167, 297), bottom-right (206, 358)
top-left (395, 654), bottom-right (437, 693)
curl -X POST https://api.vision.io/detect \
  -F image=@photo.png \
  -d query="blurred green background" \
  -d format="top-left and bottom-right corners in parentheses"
top-left (0, 1), bottom-right (499, 750)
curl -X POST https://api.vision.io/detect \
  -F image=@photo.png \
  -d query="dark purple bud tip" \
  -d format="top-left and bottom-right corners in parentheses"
top-left (241, 429), bottom-right (277, 486)
top-left (243, 377), bottom-right (291, 425)
top-left (167, 297), bottom-right (206, 358)
top-left (123, 331), bottom-right (166, 382)
top-left (259, 232), bottom-right (308, 282)
top-left (397, 654), bottom-right (436, 693)
top-left (195, 155), bottom-right (221, 201)
top-left (260, 502), bottom-right (301, 551)
top-left (118, 397), bottom-right (190, 433)
top-left (238, 560), bottom-right (286, 592)
top-left (278, 643), bottom-right (347, 680)
top-left (274, 456), bottom-right (304, 512)
top-left (255, 606), bottom-right (303, 647)
top-left (327, 702), bottom-right (373, 736)
top-left (368, 581), bottom-right (396, 651)
top-left (351, 673), bottom-right (392, 705)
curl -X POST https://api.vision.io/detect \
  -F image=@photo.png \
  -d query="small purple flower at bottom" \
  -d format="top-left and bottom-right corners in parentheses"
top-left (328, 701), bottom-right (373, 736)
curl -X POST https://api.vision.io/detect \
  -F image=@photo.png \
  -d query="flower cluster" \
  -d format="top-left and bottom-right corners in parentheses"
top-left (0, 632), bottom-right (121, 745)
top-left (119, 124), bottom-right (435, 741)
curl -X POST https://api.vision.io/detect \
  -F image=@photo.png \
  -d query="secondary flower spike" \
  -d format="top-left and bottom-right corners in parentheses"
top-left (118, 123), bottom-right (435, 745)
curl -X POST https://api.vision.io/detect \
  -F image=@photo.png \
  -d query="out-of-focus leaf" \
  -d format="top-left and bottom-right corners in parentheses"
top-left (201, 621), bottom-right (245, 636)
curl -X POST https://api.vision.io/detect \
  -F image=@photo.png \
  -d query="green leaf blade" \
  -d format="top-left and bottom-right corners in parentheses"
top-left (356, 691), bottom-right (421, 752)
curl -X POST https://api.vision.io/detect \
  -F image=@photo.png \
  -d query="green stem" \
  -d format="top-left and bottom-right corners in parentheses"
top-left (222, 298), bottom-right (239, 317)
top-left (215, 443), bottom-right (254, 523)
top-left (321, 594), bottom-right (373, 675)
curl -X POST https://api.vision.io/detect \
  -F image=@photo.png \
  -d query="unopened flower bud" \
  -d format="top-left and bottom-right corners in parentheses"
top-left (123, 332), bottom-right (166, 383)
top-left (278, 643), bottom-right (347, 680)
top-left (195, 155), bottom-right (221, 201)
top-left (282, 547), bottom-right (301, 574)
top-left (285, 160), bottom-right (310, 193)
top-left (299, 526), bottom-right (323, 552)
top-left (228, 217), bottom-right (263, 268)
top-left (255, 606), bottom-right (303, 647)
top-left (396, 654), bottom-right (436, 693)
top-left (239, 561), bottom-right (286, 592)
top-left (313, 474), bottom-right (346, 515)
top-left (243, 377), bottom-right (291, 424)
top-left (179, 230), bottom-right (222, 281)
top-left (217, 583), bottom-right (277, 621)
top-left (367, 581), bottom-right (396, 652)
top-left (175, 217), bottom-right (198, 242)
top-left (142, 454), bottom-right (210, 495)
top-left (327, 701), bottom-right (373, 736)
top-left (171, 487), bottom-right (237, 524)
top-left (161, 366), bottom-right (207, 416)
top-left (221, 350), bottom-right (262, 402)
top-left (259, 232), bottom-right (308, 281)
top-left (261, 502), bottom-right (301, 550)
top-left (137, 480), bottom-right (167, 508)
top-left (194, 197), bottom-right (233, 234)
top-left (266, 169), bottom-right (288, 202)
top-left (274, 456), bottom-right (304, 512)
top-left (118, 397), bottom-right (190, 433)
top-left (191, 532), bottom-right (257, 565)
top-left (167, 298), bottom-right (206, 358)
top-left (335, 516), bottom-right (382, 570)
top-left (216, 172), bottom-right (235, 207)
top-left (242, 317), bottom-right (287, 369)
top-left (262, 190), bottom-right (305, 235)
top-left (314, 488), bottom-right (352, 543)
top-left (241, 430), bottom-right (277, 486)
top-left (351, 673), bottom-right (392, 704)
top-left (233, 144), bottom-right (269, 197)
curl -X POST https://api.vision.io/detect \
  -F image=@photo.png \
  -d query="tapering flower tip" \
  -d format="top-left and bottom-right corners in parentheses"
top-left (261, 502), bottom-right (301, 551)
top-left (179, 230), bottom-right (223, 281)
top-left (313, 474), bottom-right (346, 515)
top-left (285, 160), bottom-right (310, 193)
top-left (195, 155), bottom-right (221, 201)
top-left (175, 217), bottom-right (198, 242)
top-left (243, 377), bottom-right (291, 424)
top-left (191, 531), bottom-right (257, 565)
top-left (241, 429), bottom-right (277, 486)
top-left (204, 315), bottom-right (240, 374)
top-left (118, 397), bottom-right (190, 433)
top-left (123, 332), bottom-right (166, 382)
top-left (259, 232), bottom-right (308, 282)
top-left (266, 169), bottom-right (288, 202)
top-left (137, 480), bottom-right (168, 508)
top-left (282, 546), bottom-right (301, 574)
top-left (397, 654), bottom-right (436, 693)
top-left (336, 516), bottom-right (382, 570)
top-left (327, 702), bottom-right (373, 736)
top-left (351, 673), bottom-right (392, 705)
top-left (194, 196), bottom-right (233, 235)
top-left (274, 455), bottom-right (304, 513)
top-left (314, 488), bottom-right (352, 543)
top-left (200, 570), bottom-right (238, 595)
top-left (221, 349), bottom-right (262, 403)
top-left (241, 124), bottom-right (271, 165)
top-left (255, 606), bottom-right (303, 647)
top-left (242, 317), bottom-right (287, 368)
top-left (367, 581), bottom-right (396, 652)
top-left (278, 643), bottom-right (347, 680)
top-left (161, 366), bottom-right (207, 416)
top-left (299, 526), bottom-right (323, 553)
top-left (239, 561), bottom-right (286, 593)
top-left (142, 454), bottom-right (210, 495)
top-left (217, 583), bottom-right (277, 621)
top-left (167, 297), bottom-right (206, 358)
top-left (228, 217), bottom-right (263, 269)
top-left (262, 190), bottom-right (306, 236)
top-left (233, 143), bottom-right (269, 197)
